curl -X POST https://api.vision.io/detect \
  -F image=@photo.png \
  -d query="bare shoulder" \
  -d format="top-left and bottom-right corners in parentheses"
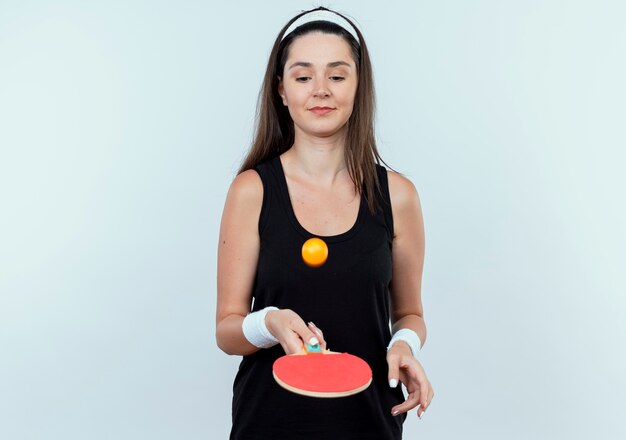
top-left (225, 169), bottom-right (263, 208)
top-left (229, 169), bottom-right (263, 197)
top-left (386, 169), bottom-right (421, 212)
top-left (221, 169), bottom-right (264, 229)
top-left (385, 169), bottom-right (424, 240)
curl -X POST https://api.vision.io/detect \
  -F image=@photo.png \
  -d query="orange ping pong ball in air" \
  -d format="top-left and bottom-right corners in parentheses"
top-left (301, 237), bottom-right (328, 267)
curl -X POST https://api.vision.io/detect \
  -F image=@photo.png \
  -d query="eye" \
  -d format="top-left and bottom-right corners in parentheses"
top-left (296, 77), bottom-right (311, 82)
top-left (330, 76), bottom-right (345, 81)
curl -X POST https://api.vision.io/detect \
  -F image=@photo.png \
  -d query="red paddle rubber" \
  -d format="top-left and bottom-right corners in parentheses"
top-left (272, 352), bottom-right (372, 398)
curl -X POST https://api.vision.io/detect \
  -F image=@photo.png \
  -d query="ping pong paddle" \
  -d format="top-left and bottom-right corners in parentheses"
top-left (272, 345), bottom-right (372, 398)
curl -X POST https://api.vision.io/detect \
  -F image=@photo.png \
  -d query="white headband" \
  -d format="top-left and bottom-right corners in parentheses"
top-left (281, 10), bottom-right (361, 45)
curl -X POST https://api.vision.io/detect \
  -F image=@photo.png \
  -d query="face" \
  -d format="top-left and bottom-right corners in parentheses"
top-left (278, 32), bottom-right (358, 140)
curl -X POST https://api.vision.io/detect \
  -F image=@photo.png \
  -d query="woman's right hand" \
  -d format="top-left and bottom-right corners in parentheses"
top-left (265, 309), bottom-right (327, 354)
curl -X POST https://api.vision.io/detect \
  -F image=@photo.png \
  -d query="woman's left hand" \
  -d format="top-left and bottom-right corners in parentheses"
top-left (387, 341), bottom-right (434, 419)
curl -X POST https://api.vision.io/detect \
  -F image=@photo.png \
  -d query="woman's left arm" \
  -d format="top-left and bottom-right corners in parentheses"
top-left (386, 170), bottom-right (434, 419)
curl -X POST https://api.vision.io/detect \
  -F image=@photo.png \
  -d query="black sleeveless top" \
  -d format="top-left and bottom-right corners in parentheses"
top-left (230, 156), bottom-right (406, 439)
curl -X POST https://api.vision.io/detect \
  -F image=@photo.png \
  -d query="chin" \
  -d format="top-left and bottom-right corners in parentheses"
top-left (293, 118), bottom-right (349, 136)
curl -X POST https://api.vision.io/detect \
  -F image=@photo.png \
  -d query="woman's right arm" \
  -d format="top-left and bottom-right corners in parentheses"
top-left (215, 169), bottom-right (324, 356)
top-left (216, 170), bottom-right (265, 355)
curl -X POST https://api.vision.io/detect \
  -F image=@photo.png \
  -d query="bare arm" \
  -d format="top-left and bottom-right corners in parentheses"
top-left (215, 170), bottom-right (264, 356)
top-left (387, 170), bottom-right (427, 344)
top-left (215, 169), bottom-right (325, 356)
top-left (386, 170), bottom-right (434, 418)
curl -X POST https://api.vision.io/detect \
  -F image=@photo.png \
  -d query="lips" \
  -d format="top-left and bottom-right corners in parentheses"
top-left (309, 107), bottom-right (335, 115)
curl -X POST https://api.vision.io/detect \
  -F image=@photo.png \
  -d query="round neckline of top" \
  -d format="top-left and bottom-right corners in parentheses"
top-left (273, 155), bottom-right (366, 243)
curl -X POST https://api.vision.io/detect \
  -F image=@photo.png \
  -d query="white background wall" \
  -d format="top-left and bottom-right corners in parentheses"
top-left (1, 1), bottom-right (624, 438)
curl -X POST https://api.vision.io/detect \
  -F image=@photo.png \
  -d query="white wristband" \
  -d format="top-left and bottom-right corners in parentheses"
top-left (242, 306), bottom-right (280, 348)
top-left (387, 328), bottom-right (422, 356)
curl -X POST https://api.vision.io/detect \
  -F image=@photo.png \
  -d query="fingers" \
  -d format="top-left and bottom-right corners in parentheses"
top-left (417, 379), bottom-right (429, 418)
top-left (417, 383), bottom-right (434, 419)
top-left (281, 330), bottom-right (307, 354)
top-left (391, 390), bottom-right (420, 417)
top-left (389, 360), bottom-right (419, 416)
top-left (290, 318), bottom-right (319, 348)
top-left (307, 322), bottom-right (327, 351)
top-left (263, 309), bottom-right (328, 355)
top-left (407, 362), bottom-right (432, 418)
top-left (388, 356), bottom-right (434, 419)
top-left (265, 309), bottom-right (321, 354)
top-left (387, 353), bottom-right (400, 389)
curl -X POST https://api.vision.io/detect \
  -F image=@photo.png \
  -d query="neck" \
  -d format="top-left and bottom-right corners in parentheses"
top-left (284, 129), bottom-right (348, 183)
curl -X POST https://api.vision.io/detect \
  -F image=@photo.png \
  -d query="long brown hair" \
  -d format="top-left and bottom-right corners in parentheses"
top-left (238, 6), bottom-right (390, 213)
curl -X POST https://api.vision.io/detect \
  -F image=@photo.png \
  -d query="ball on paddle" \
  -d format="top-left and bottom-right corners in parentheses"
top-left (301, 237), bottom-right (328, 267)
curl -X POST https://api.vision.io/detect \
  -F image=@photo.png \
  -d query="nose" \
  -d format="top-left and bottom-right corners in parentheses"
top-left (313, 78), bottom-right (330, 98)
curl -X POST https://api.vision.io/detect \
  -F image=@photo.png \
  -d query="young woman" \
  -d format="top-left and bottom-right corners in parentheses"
top-left (216, 6), bottom-right (434, 439)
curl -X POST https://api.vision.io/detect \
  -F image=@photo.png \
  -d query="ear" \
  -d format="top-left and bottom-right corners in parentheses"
top-left (277, 76), bottom-right (287, 106)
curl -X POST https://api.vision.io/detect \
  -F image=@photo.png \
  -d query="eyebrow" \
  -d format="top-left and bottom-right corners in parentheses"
top-left (287, 61), bottom-right (352, 70)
